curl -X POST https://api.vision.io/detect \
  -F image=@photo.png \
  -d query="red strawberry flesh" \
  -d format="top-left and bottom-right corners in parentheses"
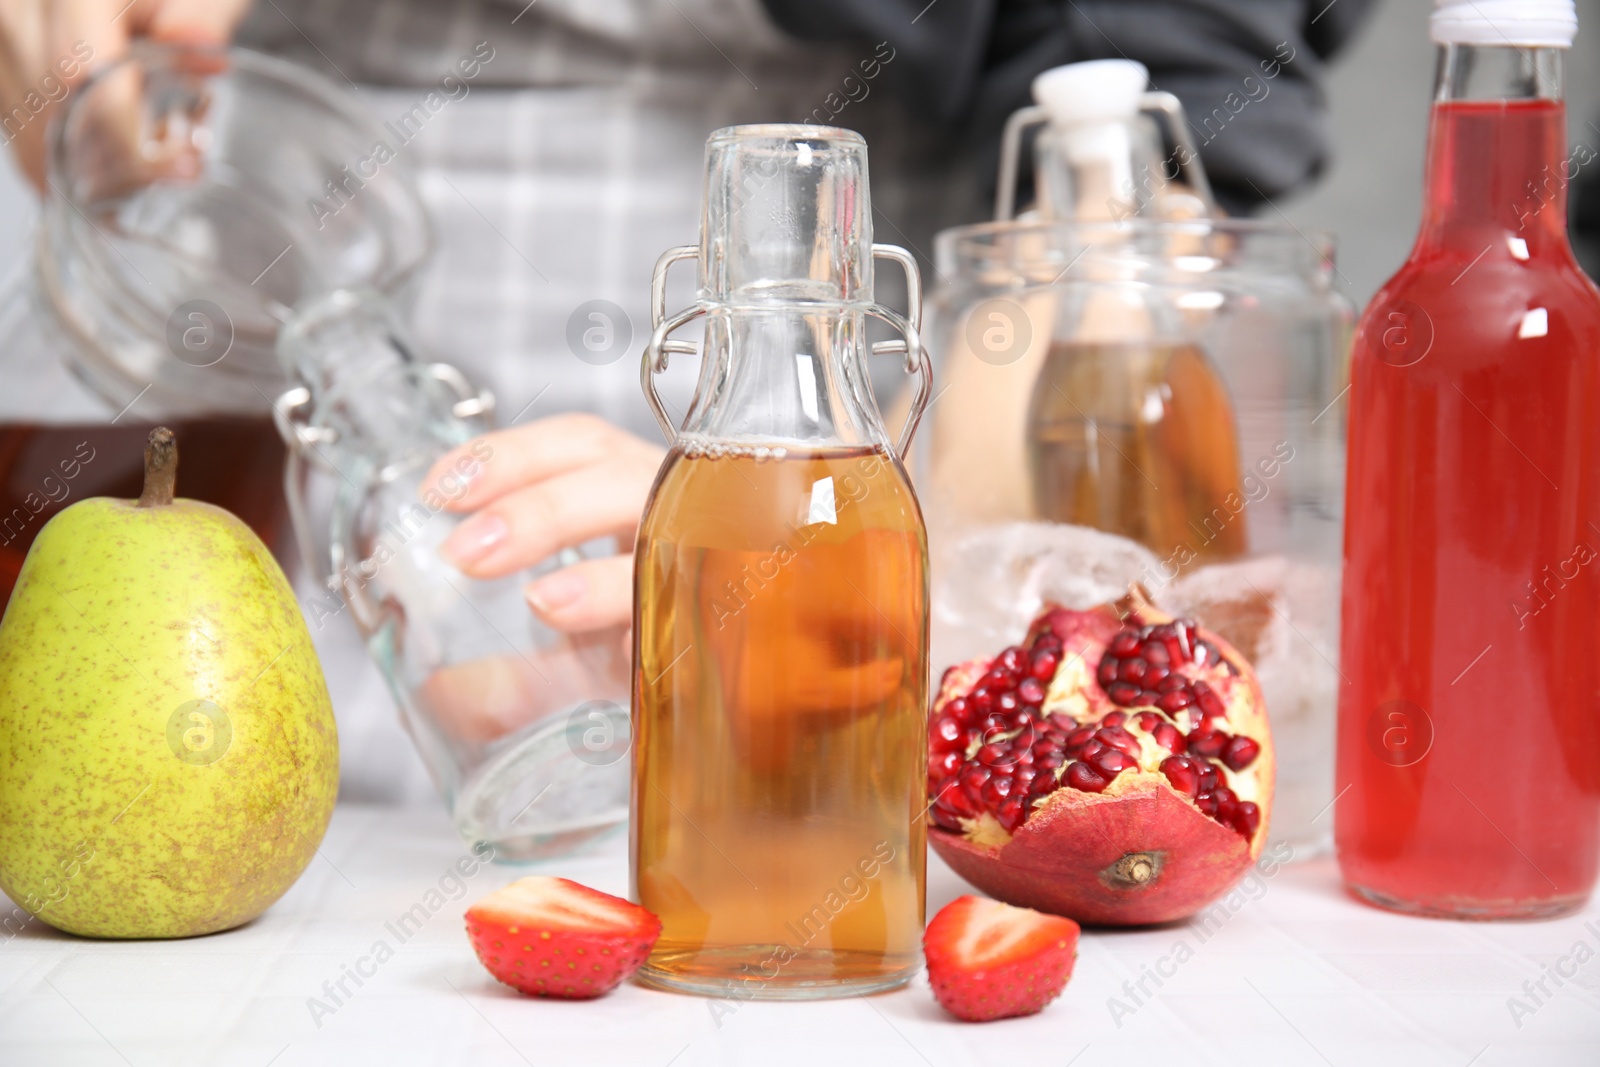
top-left (923, 895), bottom-right (1080, 1022)
top-left (465, 876), bottom-right (662, 999)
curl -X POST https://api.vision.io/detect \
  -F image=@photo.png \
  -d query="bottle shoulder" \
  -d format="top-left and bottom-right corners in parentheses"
top-left (1357, 243), bottom-right (1600, 358)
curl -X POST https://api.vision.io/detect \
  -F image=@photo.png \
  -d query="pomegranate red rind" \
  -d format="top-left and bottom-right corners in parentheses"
top-left (931, 778), bottom-right (1254, 926)
top-left (927, 589), bottom-right (1274, 926)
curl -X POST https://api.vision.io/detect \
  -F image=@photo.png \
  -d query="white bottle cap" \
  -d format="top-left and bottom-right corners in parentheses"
top-left (1031, 59), bottom-right (1149, 126)
top-left (1431, 0), bottom-right (1576, 47)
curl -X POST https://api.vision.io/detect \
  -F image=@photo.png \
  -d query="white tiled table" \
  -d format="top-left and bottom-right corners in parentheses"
top-left (2, 803), bottom-right (1596, 1066)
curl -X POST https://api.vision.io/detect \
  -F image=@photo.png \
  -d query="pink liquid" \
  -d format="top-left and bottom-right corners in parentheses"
top-left (1336, 99), bottom-right (1600, 917)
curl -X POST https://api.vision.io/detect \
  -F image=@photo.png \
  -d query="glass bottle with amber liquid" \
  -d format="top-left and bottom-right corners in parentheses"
top-left (993, 60), bottom-right (1247, 561)
top-left (633, 125), bottom-right (931, 997)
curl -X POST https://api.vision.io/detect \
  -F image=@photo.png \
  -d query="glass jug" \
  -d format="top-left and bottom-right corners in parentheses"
top-left (0, 43), bottom-right (429, 602)
top-left (922, 217), bottom-right (1352, 854)
top-left (274, 290), bottom-right (629, 860)
top-left (632, 125), bottom-right (931, 998)
top-left (918, 56), bottom-right (1353, 854)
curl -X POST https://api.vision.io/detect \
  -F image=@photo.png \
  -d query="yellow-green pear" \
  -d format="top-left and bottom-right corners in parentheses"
top-left (0, 427), bottom-right (338, 938)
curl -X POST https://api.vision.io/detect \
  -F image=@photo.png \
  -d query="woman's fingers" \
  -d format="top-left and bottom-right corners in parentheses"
top-left (0, 0), bottom-right (251, 189)
top-left (525, 554), bottom-right (634, 633)
top-left (439, 454), bottom-right (656, 577)
top-left (138, 0), bottom-right (253, 40)
top-left (424, 413), bottom-right (664, 513)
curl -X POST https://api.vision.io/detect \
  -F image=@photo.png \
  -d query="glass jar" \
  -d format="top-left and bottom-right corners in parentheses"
top-left (0, 43), bottom-right (428, 601)
top-left (920, 218), bottom-right (1352, 854)
top-left (633, 125), bottom-right (931, 998)
top-left (274, 290), bottom-right (629, 860)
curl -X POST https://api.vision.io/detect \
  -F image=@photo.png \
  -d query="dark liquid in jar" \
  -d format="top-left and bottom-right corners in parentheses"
top-left (0, 418), bottom-right (288, 606)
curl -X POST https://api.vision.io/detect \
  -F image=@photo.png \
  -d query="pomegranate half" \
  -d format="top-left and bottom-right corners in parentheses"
top-left (928, 588), bottom-right (1274, 926)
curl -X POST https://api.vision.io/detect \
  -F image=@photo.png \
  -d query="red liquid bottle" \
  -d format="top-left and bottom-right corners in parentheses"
top-left (1336, 6), bottom-right (1600, 918)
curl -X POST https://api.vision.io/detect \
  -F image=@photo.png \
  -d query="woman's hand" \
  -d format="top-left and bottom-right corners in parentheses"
top-left (0, 0), bottom-right (251, 189)
top-left (426, 413), bottom-right (666, 634)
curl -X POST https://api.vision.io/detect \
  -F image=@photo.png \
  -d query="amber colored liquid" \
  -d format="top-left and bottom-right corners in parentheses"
top-left (632, 442), bottom-right (927, 996)
top-left (1027, 339), bottom-right (1247, 562)
top-left (0, 418), bottom-right (289, 607)
top-left (1337, 99), bottom-right (1600, 917)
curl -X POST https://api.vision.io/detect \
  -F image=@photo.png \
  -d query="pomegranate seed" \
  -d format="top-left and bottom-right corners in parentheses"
top-left (996, 797), bottom-right (1027, 832)
top-left (1163, 635), bottom-right (1185, 665)
top-left (930, 750), bottom-right (963, 780)
top-left (960, 766), bottom-right (991, 793)
top-left (1143, 666), bottom-right (1170, 688)
top-left (1159, 755), bottom-right (1200, 799)
top-left (1013, 765), bottom-right (1038, 787)
top-left (930, 714), bottom-right (965, 753)
top-left (1105, 681), bottom-right (1141, 705)
top-left (943, 780), bottom-right (979, 815)
top-left (1137, 689), bottom-right (1163, 706)
top-left (1101, 711), bottom-right (1127, 727)
top-left (1048, 712), bottom-right (1077, 732)
top-left (1018, 677), bottom-right (1046, 705)
top-left (1193, 683), bottom-right (1226, 720)
top-left (1174, 621), bottom-right (1194, 659)
top-left (1110, 632), bottom-right (1140, 656)
top-left (1032, 737), bottom-right (1062, 756)
top-left (980, 743), bottom-right (1014, 767)
top-left (1153, 675), bottom-right (1183, 695)
top-left (1195, 791), bottom-right (1219, 817)
top-left (1031, 630), bottom-right (1062, 652)
top-left (1198, 762), bottom-right (1220, 792)
top-left (1031, 652), bottom-right (1061, 680)
top-left (1088, 747), bottom-right (1136, 777)
top-left (943, 697), bottom-right (973, 726)
top-left (1096, 725), bottom-right (1141, 758)
top-left (1064, 726), bottom-right (1096, 751)
top-left (1077, 739), bottom-right (1106, 761)
top-left (985, 669), bottom-right (1018, 691)
top-left (1230, 801), bottom-right (1261, 837)
top-left (982, 776), bottom-right (1016, 807)
top-left (1223, 736), bottom-right (1261, 771)
top-left (1153, 722), bottom-right (1186, 753)
top-left (1035, 753), bottom-right (1064, 770)
top-left (1188, 730), bottom-right (1228, 758)
top-left (1008, 709), bottom-right (1034, 731)
top-left (969, 687), bottom-right (995, 714)
top-left (1133, 711), bottom-right (1162, 732)
top-left (1118, 658), bottom-right (1148, 684)
top-left (998, 646), bottom-right (1027, 674)
top-left (1064, 761), bottom-right (1109, 793)
top-left (1157, 690), bottom-right (1194, 713)
top-left (981, 713), bottom-right (1009, 736)
top-left (930, 803), bottom-right (963, 831)
top-left (1142, 643), bottom-right (1170, 668)
top-left (996, 691), bottom-right (1021, 714)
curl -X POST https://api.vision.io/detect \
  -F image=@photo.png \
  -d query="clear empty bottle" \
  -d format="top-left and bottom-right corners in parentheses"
top-left (274, 290), bottom-right (629, 861)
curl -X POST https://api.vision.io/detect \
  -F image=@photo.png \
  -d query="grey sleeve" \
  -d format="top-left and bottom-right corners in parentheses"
top-left (760, 0), bottom-right (1376, 214)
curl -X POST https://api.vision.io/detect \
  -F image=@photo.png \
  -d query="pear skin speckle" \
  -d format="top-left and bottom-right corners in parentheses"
top-left (0, 494), bottom-right (338, 939)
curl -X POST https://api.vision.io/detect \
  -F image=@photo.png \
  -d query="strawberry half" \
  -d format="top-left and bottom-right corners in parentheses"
top-left (923, 895), bottom-right (1081, 1022)
top-left (465, 876), bottom-right (662, 999)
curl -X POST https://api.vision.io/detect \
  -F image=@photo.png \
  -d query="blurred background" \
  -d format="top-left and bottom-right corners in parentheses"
top-left (6, 0), bottom-right (1600, 308)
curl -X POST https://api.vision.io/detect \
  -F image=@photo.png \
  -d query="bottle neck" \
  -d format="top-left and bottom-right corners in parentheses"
top-left (1421, 44), bottom-right (1572, 250)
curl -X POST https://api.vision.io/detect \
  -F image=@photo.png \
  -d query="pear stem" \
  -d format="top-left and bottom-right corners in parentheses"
top-left (137, 427), bottom-right (178, 508)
